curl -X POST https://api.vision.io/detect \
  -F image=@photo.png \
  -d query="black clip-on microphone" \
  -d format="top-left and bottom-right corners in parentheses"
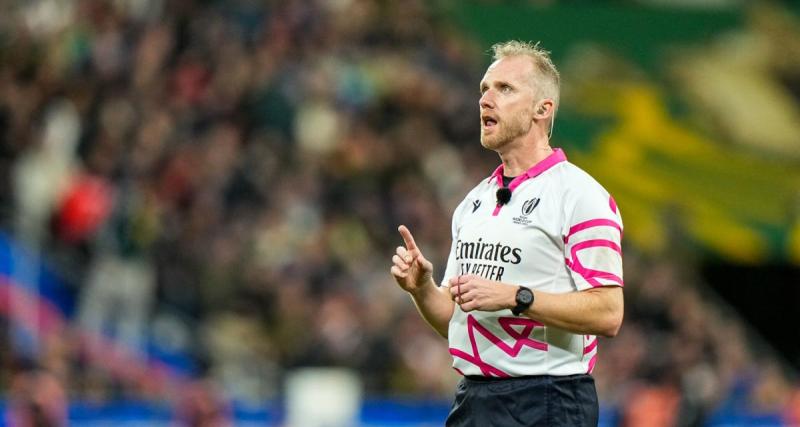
top-left (496, 187), bottom-right (511, 206)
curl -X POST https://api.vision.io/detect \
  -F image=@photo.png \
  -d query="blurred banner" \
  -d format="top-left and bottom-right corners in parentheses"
top-left (285, 368), bottom-right (362, 427)
top-left (449, 2), bottom-right (800, 265)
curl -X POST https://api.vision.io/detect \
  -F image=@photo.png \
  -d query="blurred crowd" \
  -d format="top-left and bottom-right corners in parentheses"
top-left (0, 0), bottom-right (798, 425)
top-left (596, 256), bottom-right (800, 426)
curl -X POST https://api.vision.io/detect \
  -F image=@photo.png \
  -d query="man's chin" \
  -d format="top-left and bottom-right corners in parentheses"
top-left (480, 135), bottom-right (503, 150)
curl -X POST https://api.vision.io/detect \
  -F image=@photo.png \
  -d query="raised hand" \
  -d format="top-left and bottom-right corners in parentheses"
top-left (390, 225), bottom-right (434, 294)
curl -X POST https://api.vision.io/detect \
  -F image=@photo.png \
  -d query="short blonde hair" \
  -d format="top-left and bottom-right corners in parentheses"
top-left (491, 40), bottom-right (560, 108)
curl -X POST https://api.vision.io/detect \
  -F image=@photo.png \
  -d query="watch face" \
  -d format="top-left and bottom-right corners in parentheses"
top-left (517, 289), bottom-right (533, 305)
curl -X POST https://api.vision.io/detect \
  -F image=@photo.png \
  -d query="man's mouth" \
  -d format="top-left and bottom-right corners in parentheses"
top-left (482, 115), bottom-right (498, 129)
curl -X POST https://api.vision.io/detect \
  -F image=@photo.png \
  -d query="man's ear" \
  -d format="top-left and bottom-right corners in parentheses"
top-left (534, 99), bottom-right (555, 118)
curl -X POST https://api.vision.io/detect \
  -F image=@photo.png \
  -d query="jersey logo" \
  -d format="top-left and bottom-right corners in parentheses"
top-left (521, 198), bottom-right (540, 215)
top-left (512, 198), bottom-right (540, 225)
top-left (472, 199), bottom-right (482, 213)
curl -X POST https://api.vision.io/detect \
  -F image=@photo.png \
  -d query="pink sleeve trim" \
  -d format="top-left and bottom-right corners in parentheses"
top-left (566, 261), bottom-right (624, 288)
top-left (565, 218), bottom-right (622, 244)
top-left (570, 238), bottom-right (621, 255)
top-left (566, 239), bottom-right (624, 288)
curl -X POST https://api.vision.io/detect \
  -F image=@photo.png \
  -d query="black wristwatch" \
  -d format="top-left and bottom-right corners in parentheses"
top-left (512, 286), bottom-right (534, 316)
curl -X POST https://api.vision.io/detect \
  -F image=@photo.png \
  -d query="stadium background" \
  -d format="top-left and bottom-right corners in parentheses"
top-left (1, 0), bottom-right (800, 425)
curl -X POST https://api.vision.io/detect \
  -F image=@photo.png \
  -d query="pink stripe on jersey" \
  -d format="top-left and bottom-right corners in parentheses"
top-left (609, 195), bottom-right (618, 214)
top-left (570, 238), bottom-right (622, 256)
top-left (498, 317), bottom-right (548, 352)
top-left (565, 218), bottom-right (622, 244)
top-left (449, 348), bottom-right (510, 378)
top-left (581, 269), bottom-right (623, 285)
top-left (467, 314), bottom-right (546, 357)
top-left (566, 239), bottom-right (624, 287)
top-left (490, 164), bottom-right (505, 187)
top-left (566, 262), bottom-right (624, 288)
top-left (587, 354), bottom-right (598, 374)
top-left (449, 314), bottom-right (548, 377)
top-left (584, 338), bottom-right (598, 355)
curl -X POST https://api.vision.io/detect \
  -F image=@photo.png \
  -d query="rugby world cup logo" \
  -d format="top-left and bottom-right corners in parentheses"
top-left (521, 198), bottom-right (540, 216)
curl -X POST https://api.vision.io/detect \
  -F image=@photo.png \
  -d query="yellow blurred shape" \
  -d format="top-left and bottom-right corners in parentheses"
top-left (569, 83), bottom-right (800, 263)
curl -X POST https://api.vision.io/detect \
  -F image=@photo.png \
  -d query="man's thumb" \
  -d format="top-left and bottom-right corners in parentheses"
top-left (415, 252), bottom-right (433, 271)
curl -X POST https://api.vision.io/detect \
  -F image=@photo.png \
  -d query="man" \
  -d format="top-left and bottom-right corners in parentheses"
top-left (390, 40), bottom-right (624, 426)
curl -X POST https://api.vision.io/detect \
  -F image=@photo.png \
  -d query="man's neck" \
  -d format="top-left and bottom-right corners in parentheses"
top-left (497, 137), bottom-right (554, 177)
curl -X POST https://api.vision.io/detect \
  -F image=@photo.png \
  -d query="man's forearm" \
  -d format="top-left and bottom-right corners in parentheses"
top-left (409, 279), bottom-right (455, 338)
top-left (524, 286), bottom-right (623, 337)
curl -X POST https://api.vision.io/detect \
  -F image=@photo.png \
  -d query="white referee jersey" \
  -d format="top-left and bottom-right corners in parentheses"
top-left (443, 148), bottom-right (623, 377)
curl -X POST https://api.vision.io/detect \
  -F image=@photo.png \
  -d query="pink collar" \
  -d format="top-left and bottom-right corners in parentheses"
top-left (490, 148), bottom-right (567, 191)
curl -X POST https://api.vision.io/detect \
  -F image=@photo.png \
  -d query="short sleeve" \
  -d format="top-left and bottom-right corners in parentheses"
top-left (562, 184), bottom-right (623, 291)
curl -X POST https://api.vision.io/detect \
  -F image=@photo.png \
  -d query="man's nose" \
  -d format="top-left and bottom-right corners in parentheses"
top-left (479, 91), bottom-right (494, 109)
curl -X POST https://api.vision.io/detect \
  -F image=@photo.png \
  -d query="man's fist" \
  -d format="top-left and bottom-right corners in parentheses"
top-left (449, 274), bottom-right (516, 312)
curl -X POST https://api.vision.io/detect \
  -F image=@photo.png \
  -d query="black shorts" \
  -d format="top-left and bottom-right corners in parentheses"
top-left (445, 374), bottom-right (599, 427)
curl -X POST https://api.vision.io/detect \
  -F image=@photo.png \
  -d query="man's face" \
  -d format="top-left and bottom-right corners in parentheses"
top-left (479, 56), bottom-right (538, 150)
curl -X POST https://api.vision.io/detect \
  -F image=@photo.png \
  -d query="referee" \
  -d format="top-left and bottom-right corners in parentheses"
top-left (390, 40), bottom-right (624, 427)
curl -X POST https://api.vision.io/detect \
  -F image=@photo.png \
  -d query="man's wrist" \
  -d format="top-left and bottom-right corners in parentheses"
top-left (512, 285), bottom-right (534, 316)
top-left (508, 286), bottom-right (518, 310)
top-left (408, 277), bottom-right (436, 298)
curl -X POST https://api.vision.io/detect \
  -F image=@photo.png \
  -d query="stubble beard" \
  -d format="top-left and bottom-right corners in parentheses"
top-left (480, 109), bottom-right (534, 151)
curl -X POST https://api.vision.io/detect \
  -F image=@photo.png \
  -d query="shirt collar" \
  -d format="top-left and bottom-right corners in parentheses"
top-left (490, 148), bottom-right (567, 191)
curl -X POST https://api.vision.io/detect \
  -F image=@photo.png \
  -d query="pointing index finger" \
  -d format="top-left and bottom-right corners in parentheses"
top-left (398, 225), bottom-right (418, 251)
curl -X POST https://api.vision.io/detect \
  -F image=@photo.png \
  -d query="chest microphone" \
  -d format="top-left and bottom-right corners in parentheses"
top-left (496, 187), bottom-right (511, 206)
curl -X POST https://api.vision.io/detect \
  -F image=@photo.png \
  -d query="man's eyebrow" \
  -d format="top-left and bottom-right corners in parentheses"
top-left (480, 79), bottom-right (516, 92)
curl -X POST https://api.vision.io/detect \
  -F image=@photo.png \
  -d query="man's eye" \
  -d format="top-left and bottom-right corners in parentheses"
top-left (501, 85), bottom-right (512, 93)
